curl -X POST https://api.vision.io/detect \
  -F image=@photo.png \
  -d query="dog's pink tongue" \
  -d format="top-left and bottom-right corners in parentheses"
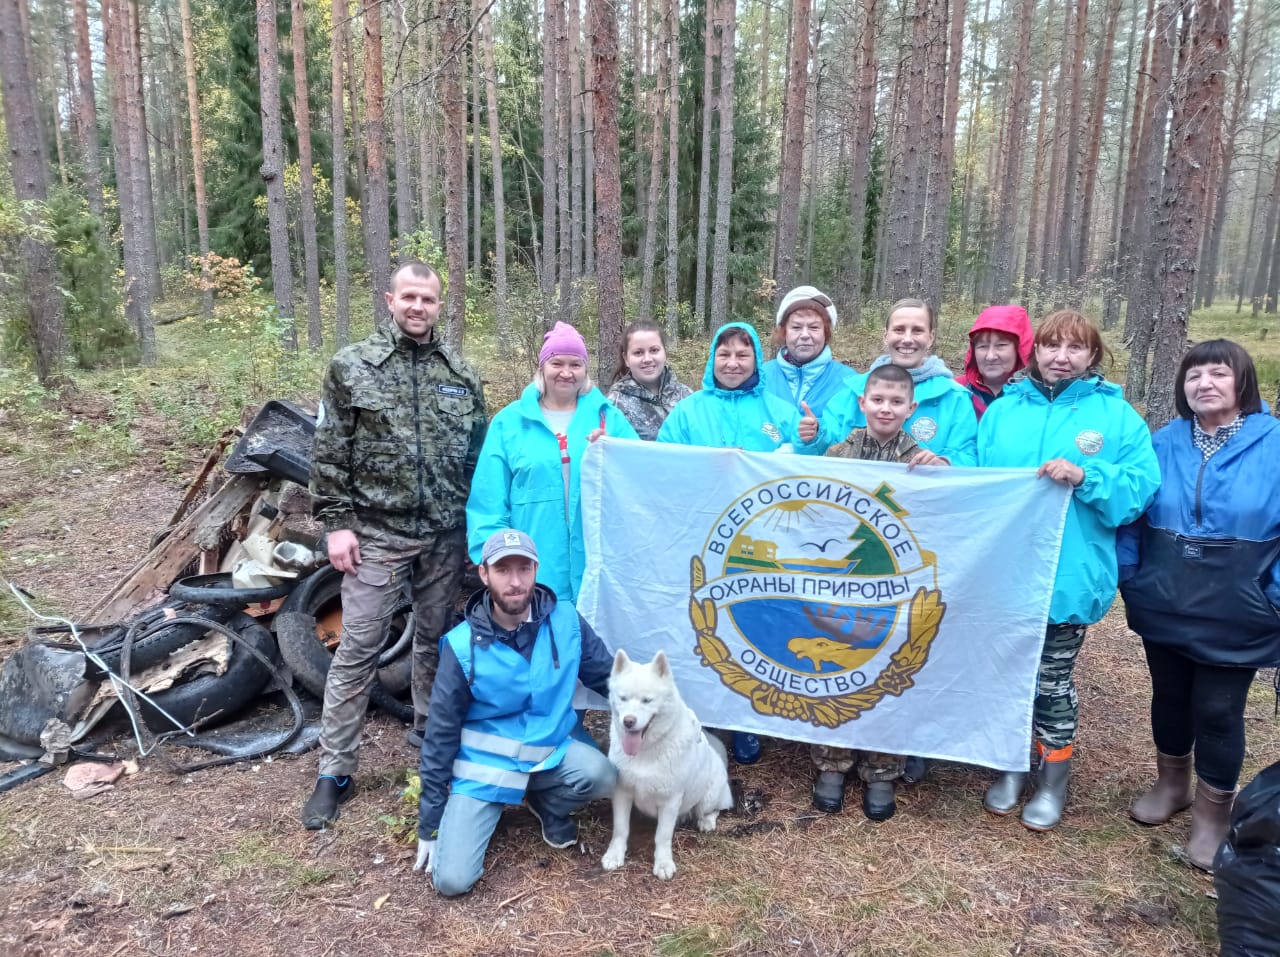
top-left (622, 728), bottom-right (644, 756)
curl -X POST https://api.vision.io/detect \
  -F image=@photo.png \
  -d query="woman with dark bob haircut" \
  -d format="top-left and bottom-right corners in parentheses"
top-left (1118, 339), bottom-right (1280, 873)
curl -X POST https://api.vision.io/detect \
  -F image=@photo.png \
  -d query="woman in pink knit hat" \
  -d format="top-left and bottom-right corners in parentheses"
top-left (466, 322), bottom-right (638, 602)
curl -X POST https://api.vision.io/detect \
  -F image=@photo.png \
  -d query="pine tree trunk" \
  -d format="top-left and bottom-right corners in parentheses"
top-left (694, 0), bottom-right (716, 331)
top-left (775, 0), bottom-right (811, 296)
top-left (1248, 154), bottom-right (1280, 315)
top-left (362, 0), bottom-right (393, 326)
top-left (844, 0), bottom-right (878, 320)
top-left (556, 0), bottom-right (573, 322)
top-left (541, 0), bottom-right (559, 313)
top-left (638, 0), bottom-right (668, 324)
top-left (103, 0), bottom-right (154, 365)
top-left (442, 1), bottom-right (468, 344)
top-left (258, 0), bottom-right (298, 348)
top-left (471, 0), bottom-right (483, 273)
top-left (72, 0), bottom-right (104, 220)
top-left (663, 0), bottom-right (679, 344)
top-left (124, 0), bottom-right (161, 309)
top-left (481, 0), bottom-right (510, 354)
top-left (347, 2), bottom-right (368, 265)
top-left (289, 0), bottom-right (323, 347)
top-left (418, 0), bottom-right (436, 236)
top-left (923, 0), bottom-right (965, 306)
top-left (592, 0), bottom-right (624, 384)
top-left (758, 0), bottom-right (771, 117)
top-left (330, 0), bottom-right (352, 345)
top-left (583, 0), bottom-right (596, 276)
top-left (178, 0), bottom-right (213, 316)
top-left (390, 0), bottom-right (414, 243)
top-left (569, 0), bottom-right (584, 283)
top-left (1074, 0), bottom-right (1122, 304)
top-left (990, 0), bottom-right (1036, 302)
top-left (1103, 0), bottom-right (1141, 327)
top-left (890, 0), bottom-right (929, 301)
top-left (1052, 0), bottom-right (1088, 296)
top-left (1197, 0), bottom-right (1253, 308)
top-left (1037, 0), bottom-right (1073, 297)
top-left (1146, 0), bottom-right (1230, 427)
top-left (1020, 0), bottom-right (1055, 304)
top-left (0, 0), bottom-right (66, 384)
top-left (1126, 0), bottom-right (1177, 401)
top-left (709, 0), bottom-right (735, 329)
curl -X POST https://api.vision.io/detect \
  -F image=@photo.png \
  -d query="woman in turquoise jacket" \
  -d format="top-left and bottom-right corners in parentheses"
top-left (1119, 340), bottom-right (1280, 872)
top-left (658, 321), bottom-right (827, 765)
top-left (826, 298), bottom-right (978, 465)
top-left (466, 322), bottom-right (638, 603)
top-left (657, 322), bottom-right (828, 453)
top-left (977, 310), bottom-right (1158, 832)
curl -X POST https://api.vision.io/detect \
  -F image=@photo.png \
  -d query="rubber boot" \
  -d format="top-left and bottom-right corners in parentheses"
top-left (1021, 748), bottom-right (1072, 831)
top-left (983, 772), bottom-right (1028, 816)
top-left (1186, 780), bottom-right (1234, 872)
top-left (812, 770), bottom-right (846, 813)
top-left (1129, 751), bottom-right (1194, 825)
top-left (862, 780), bottom-right (896, 821)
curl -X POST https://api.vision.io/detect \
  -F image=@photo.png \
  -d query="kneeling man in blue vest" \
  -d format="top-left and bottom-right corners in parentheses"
top-left (413, 529), bottom-right (617, 896)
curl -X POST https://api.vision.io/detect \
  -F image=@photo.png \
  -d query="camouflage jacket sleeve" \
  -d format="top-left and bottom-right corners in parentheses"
top-left (310, 357), bottom-right (358, 532)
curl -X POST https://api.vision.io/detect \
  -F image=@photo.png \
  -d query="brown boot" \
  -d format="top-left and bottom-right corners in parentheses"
top-left (1186, 780), bottom-right (1235, 872)
top-left (1130, 751), bottom-right (1193, 825)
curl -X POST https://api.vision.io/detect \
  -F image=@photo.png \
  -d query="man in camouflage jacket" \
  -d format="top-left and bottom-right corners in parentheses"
top-left (302, 261), bottom-right (487, 830)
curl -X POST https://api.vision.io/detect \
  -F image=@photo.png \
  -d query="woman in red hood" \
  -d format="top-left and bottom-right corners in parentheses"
top-left (956, 305), bottom-right (1034, 419)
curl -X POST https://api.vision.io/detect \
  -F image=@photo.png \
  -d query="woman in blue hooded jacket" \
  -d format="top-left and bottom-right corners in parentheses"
top-left (1118, 339), bottom-right (1280, 873)
top-left (658, 321), bottom-right (827, 764)
top-left (826, 299), bottom-right (978, 465)
top-left (977, 310), bottom-right (1158, 832)
top-left (657, 322), bottom-right (828, 453)
top-left (467, 322), bottom-right (638, 603)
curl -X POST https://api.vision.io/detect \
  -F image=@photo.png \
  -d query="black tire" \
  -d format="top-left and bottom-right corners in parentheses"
top-left (276, 565), bottom-right (413, 696)
top-left (275, 611), bottom-right (412, 721)
top-left (138, 612), bottom-right (279, 731)
top-left (168, 573), bottom-right (295, 607)
top-left (82, 603), bottom-right (240, 680)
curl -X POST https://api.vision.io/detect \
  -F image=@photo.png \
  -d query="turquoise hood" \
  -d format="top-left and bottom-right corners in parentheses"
top-left (702, 321), bottom-right (766, 394)
top-left (657, 322), bottom-right (830, 453)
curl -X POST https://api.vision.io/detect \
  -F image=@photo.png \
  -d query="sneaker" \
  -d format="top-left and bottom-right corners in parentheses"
top-left (302, 775), bottom-right (357, 830)
top-left (527, 800), bottom-right (578, 849)
top-left (862, 780), bottom-right (897, 821)
top-left (405, 727), bottom-right (425, 751)
top-left (732, 732), bottom-right (762, 765)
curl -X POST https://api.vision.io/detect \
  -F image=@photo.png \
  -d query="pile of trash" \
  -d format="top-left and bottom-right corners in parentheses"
top-left (0, 400), bottom-right (418, 791)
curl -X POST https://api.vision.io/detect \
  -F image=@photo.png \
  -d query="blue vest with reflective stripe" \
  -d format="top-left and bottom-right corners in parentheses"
top-left (444, 601), bottom-right (582, 805)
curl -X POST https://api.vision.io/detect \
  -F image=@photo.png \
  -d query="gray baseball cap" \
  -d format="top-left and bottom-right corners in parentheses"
top-left (481, 529), bottom-right (539, 565)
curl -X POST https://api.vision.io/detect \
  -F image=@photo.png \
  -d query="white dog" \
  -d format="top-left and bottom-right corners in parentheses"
top-left (601, 649), bottom-right (734, 879)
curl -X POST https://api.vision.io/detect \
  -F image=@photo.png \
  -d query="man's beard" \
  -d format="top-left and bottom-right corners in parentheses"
top-left (490, 589), bottom-right (532, 620)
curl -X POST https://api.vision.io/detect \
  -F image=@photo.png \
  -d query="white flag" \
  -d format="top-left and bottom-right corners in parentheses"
top-left (578, 438), bottom-right (1072, 772)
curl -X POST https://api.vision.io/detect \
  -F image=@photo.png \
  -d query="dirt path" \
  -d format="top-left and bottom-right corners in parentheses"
top-left (0, 412), bottom-right (1267, 957)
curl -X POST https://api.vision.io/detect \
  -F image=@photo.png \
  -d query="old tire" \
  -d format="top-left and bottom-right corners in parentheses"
top-left (275, 567), bottom-right (413, 721)
top-left (168, 573), bottom-right (295, 607)
top-left (137, 612), bottom-right (279, 732)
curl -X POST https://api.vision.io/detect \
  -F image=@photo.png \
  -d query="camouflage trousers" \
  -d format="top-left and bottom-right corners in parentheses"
top-left (810, 746), bottom-right (906, 783)
top-left (1033, 622), bottom-right (1089, 752)
top-left (317, 528), bottom-right (466, 777)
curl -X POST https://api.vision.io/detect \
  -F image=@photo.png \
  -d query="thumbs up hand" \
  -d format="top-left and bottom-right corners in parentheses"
top-left (798, 401), bottom-right (819, 444)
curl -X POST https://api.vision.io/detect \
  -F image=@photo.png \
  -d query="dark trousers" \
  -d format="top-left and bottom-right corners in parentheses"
top-left (1143, 640), bottom-right (1257, 791)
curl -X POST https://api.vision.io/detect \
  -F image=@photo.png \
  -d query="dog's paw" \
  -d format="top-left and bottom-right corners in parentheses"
top-left (696, 811), bottom-right (719, 832)
top-left (601, 843), bottom-right (626, 871)
top-left (653, 856), bottom-right (677, 880)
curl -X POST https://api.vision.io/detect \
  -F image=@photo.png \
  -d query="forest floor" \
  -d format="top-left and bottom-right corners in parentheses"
top-left (0, 301), bottom-right (1277, 957)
